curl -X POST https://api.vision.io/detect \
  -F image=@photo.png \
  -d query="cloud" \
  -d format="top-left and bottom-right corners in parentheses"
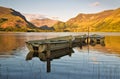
top-left (91, 2), bottom-right (100, 7)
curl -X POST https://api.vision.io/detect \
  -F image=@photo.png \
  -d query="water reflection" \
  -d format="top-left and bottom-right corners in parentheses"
top-left (26, 48), bottom-right (74, 72)
top-left (0, 33), bottom-right (25, 55)
top-left (0, 33), bottom-right (57, 55)
top-left (0, 33), bottom-right (120, 79)
top-left (105, 36), bottom-right (120, 54)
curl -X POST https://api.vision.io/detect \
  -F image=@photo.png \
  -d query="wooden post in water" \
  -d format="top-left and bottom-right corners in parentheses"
top-left (87, 26), bottom-right (89, 44)
top-left (69, 39), bottom-right (72, 49)
top-left (87, 26), bottom-right (89, 53)
top-left (46, 43), bottom-right (51, 73)
top-left (79, 38), bottom-right (82, 49)
top-left (47, 58), bottom-right (51, 73)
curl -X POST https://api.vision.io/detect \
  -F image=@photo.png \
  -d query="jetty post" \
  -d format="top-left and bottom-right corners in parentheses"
top-left (87, 26), bottom-right (89, 44)
top-left (46, 58), bottom-right (51, 73)
top-left (69, 39), bottom-right (72, 49)
top-left (46, 43), bottom-right (51, 72)
top-left (87, 25), bottom-right (90, 53)
top-left (26, 42), bottom-right (34, 52)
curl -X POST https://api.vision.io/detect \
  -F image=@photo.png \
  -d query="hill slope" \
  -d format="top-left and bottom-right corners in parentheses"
top-left (54, 8), bottom-right (120, 32)
top-left (30, 18), bottom-right (58, 27)
top-left (0, 6), bottom-right (35, 31)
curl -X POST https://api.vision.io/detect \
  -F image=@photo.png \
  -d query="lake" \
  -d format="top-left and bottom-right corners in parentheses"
top-left (0, 32), bottom-right (120, 79)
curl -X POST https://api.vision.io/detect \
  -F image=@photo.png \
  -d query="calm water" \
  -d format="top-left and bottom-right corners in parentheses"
top-left (0, 32), bottom-right (120, 79)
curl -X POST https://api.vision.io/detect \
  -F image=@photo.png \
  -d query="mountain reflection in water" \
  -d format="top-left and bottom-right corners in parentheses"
top-left (105, 36), bottom-right (120, 54)
top-left (0, 33), bottom-right (25, 54)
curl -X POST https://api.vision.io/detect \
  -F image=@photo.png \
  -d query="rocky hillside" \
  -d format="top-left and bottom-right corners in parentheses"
top-left (54, 8), bottom-right (120, 32)
top-left (30, 18), bottom-right (58, 27)
top-left (0, 6), bottom-right (35, 31)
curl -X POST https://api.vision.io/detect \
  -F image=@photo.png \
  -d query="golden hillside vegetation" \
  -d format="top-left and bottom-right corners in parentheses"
top-left (0, 6), bottom-right (35, 31)
top-left (54, 8), bottom-right (120, 32)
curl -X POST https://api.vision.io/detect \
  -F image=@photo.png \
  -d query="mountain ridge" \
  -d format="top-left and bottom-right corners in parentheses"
top-left (53, 8), bottom-right (120, 32)
top-left (0, 6), bottom-right (120, 32)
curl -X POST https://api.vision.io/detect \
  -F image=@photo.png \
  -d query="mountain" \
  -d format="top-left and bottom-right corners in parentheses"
top-left (53, 8), bottom-right (120, 32)
top-left (23, 14), bottom-right (59, 27)
top-left (30, 18), bottom-right (58, 27)
top-left (1, 6), bottom-right (120, 32)
top-left (0, 6), bottom-right (35, 31)
top-left (53, 21), bottom-right (67, 32)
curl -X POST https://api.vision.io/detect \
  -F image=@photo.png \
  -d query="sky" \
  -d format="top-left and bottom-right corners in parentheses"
top-left (0, 0), bottom-right (120, 21)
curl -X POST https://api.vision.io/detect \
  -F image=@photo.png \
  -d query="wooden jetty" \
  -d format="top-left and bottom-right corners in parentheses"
top-left (89, 34), bottom-right (105, 46)
top-left (72, 34), bottom-right (88, 47)
top-left (26, 35), bottom-right (73, 53)
top-left (26, 34), bottom-right (105, 53)
top-left (26, 34), bottom-right (105, 72)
